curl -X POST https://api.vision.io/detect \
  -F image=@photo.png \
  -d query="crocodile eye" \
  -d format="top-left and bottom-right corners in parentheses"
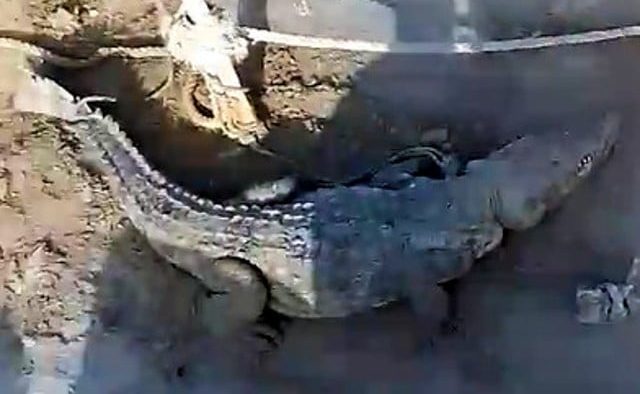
top-left (576, 153), bottom-right (594, 177)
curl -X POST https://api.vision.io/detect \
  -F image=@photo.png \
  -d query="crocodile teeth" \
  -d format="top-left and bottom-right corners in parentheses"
top-left (577, 153), bottom-right (594, 176)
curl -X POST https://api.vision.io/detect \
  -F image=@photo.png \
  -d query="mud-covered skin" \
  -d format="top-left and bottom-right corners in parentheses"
top-left (12, 72), bottom-right (619, 319)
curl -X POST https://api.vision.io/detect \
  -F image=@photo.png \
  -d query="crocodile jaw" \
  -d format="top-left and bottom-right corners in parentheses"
top-left (471, 113), bottom-right (620, 231)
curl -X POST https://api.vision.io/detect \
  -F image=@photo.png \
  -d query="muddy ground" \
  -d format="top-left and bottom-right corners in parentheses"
top-left (2, 0), bottom-right (640, 393)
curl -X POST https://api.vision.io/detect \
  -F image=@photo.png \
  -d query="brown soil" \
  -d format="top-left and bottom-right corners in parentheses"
top-left (1, 1), bottom-right (640, 393)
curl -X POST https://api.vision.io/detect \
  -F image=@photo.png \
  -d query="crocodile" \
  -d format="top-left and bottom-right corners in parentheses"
top-left (12, 70), bottom-right (620, 337)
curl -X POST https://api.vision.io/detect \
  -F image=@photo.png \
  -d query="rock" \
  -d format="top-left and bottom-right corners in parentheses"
top-left (576, 257), bottom-right (640, 324)
top-left (48, 8), bottom-right (80, 35)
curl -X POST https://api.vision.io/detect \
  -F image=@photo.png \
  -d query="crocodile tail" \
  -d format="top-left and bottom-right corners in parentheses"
top-left (10, 68), bottom-right (115, 119)
top-left (11, 68), bottom-right (81, 120)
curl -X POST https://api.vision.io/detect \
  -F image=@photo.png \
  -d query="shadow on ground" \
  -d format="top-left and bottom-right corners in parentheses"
top-left (0, 308), bottom-right (26, 394)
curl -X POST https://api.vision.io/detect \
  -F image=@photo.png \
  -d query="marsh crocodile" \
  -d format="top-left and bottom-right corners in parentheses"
top-left (12, 70), bottom-right (620, 337)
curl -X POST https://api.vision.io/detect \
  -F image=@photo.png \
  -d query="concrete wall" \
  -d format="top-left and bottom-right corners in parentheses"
top-left (218, 0), bottom-right (640, 41)
top-left (208, 0), bottom-right (640, 158)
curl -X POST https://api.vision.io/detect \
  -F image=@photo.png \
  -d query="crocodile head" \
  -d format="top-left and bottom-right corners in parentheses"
top-left (468, 113), bottom-right (620, 230)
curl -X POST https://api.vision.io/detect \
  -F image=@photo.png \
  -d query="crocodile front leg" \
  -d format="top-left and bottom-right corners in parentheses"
top-left (404, 273), bottom-right (448, 351)
top-left (403, 249), bottom-right (473, 350)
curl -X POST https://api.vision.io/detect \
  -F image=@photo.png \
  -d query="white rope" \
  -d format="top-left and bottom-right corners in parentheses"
top-left (171, 0), bottom-right (640, 56)
top-left (241, 24), bottom-right (640, 54)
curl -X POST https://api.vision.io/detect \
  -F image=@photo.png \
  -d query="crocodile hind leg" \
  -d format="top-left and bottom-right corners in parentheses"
top-left (404, 250), bottom-right (473, 352)
top-left (192, 258), bottom-right (268, 337)
top-left (192, 267), bottom-right (287, 368)
top-left (243, 309), bottom-right (293, 366)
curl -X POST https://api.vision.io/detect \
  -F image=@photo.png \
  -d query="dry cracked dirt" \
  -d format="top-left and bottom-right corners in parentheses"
top-left (3, 0), bottom-right (640, 393)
